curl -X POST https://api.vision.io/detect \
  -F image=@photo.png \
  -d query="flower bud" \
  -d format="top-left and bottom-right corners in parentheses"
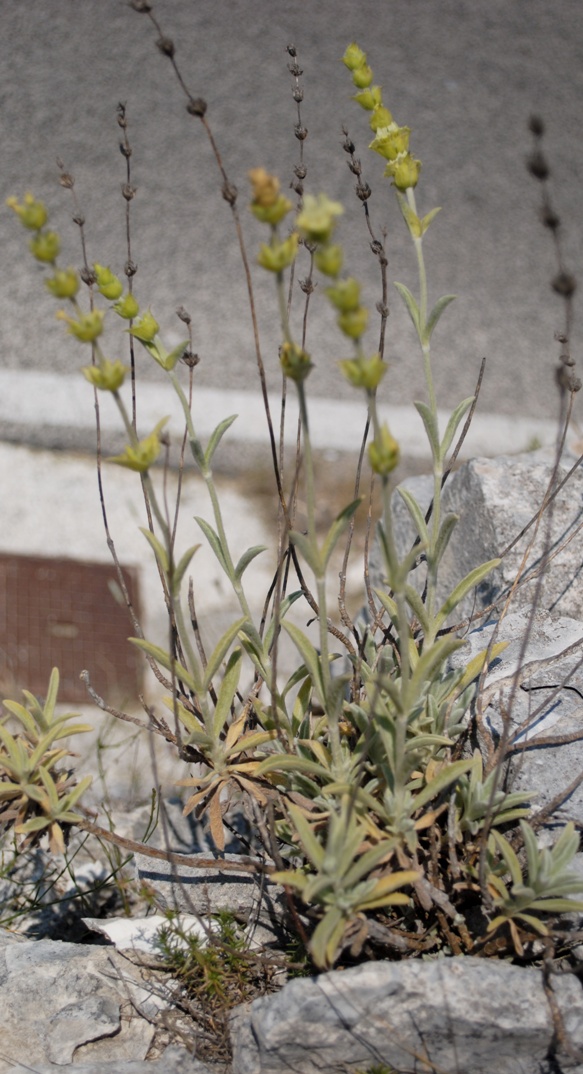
top-left (44, 268), bottom-right (80, 299)
top-left (129, 310), bottom-right (159, 342)
top-left (385, 153), bottom-right (421, 191)
top-left (113, 292), bottom-right (140, 320)
top-left (29, 231), bottom-right (60, 264)
top-left (325, 277), bottom-right (361, 313)
top-left (342, 43), bottom-right (367, 71)
top-left (369, 104), bottom-right (393, 131)
top-left (352, 63), bottom-right (373, 89)
top-left (314, 243), bottom-right (344, 278)
top-left (296, 194), bottom-right (344, 244)
top-left (257, 232), bottom-right (298, 272)
top-left (369, 124), bottom-right (411, 161)
top-left (337, 306), bottom-right (369, 339)
top-left (93, 263), bottom-right (124, 301)
top-left (108, 417), bottom-right (169, 473)
top-left (6, 193), bottom-right (48, 230)
top-left (368, 424), bottom-right (400, 475)
top-left (280, 341), bottom-right (313, 382)
top-left (82, 358), bottom-right (128, 392)
top-left (251, 195), bottom-right (293, 226)
top-left (248, 167), bottom-right (280, 207)
top-left (340, 353), bottom-right (386, 391)
top-left (352, 86), bottom-right (383, 111)
top-left (56, 308), bottom-right (105, 342)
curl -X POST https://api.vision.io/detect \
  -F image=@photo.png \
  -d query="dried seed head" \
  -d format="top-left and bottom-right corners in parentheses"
top-left (343, 136), bottom-right (356, 155)
top-left (292, 87), bottom-right (304, 103)
top-left (59, 171), bottom-right (74, 189)
top-left (356, 182), bottom-right (371, 202)
top-left (552, 271), bottom-right (576, 298)
top-left (182, 351), bottom-right (200, 369)
top-left (222, 181), bottom-right (238, 205)
top-left (186, 97), bottom-right (207, 117)
top-left (286, 44), bottom-right (297, 57)
top-left (294, 164), bottom-right (307, 179)
top-left (526, 150), bottom-right (549, 181)
top-left (348, 159), bottom-right (362, 176)
top-left (119, 143), bottom-right (132, 158)
top-left (176, 306), bottom-right (192, 325)
top-left (122, 184), bottom-right (136, 201)
top-left (80, 267), bottom-right (95, 286)
top-left (541, 205), bottom-right (560, 230)
top-left (72, 213), bottom-right (85, 227)
top-left (156, 36), bottom-right (175, 58)
top-left (125, 259), bottom-right (138, 277)
top-left (299, 278), bottom-right (314, 295)
top-left (294, 124), bottom-right (308, 141)
top-left (288, 62), bottom-right (303, 77)
top-left (528, 114), bottom-right (545, 137)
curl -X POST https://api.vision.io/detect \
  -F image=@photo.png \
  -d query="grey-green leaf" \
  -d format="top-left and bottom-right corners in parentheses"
top-left (394, 281), bottom-right (421, 337)
top-left (422, 294), bottom-right (456, 345)
top-left (439, 396), bottom-right (474, 462)
top-left (204, 414), bottom-right (238, 469)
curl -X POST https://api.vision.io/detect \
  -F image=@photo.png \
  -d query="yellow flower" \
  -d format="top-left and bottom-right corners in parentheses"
top-left (45, 268), bottom-right (79, 299)
top-left (296, 194), bottom-right (344, 244)
top-left (113, 292), bottom-right (140, 320)
top-left (56, 309), bottom-right (104, 342)
top-left (352, 86), bottom-right (383, 111)
top-left (29, 231), bottom-right (60, 264)
top-left (257, 233), bottom-right (298, 272)
top-left (325, 277), bottom-right (361, 313)
top-left (352, 63), bottom-right (373, 89)
top-left (342, 43), bottom-right (367, 71)
top-left (340, 353), bottom-right (386, 391)
top-left (370, 124), bottom-right (411, 162)
top-left (314, 243), bottom-right (343, 278)
top-left (337, 307), bottom-right (369, 340)
top-left (369, 424), bottom-right (400, 475)
top-left (369, 104), bottom-right (393, 132)
top-left (280, 341), bottom-right (312, 382)
top-left (248, 168), bottom-right (292, 225)
top-left (93, 264), bottom-right (124, 301)
top-left (82, 359), bottom-right (128, 392)
top-left (6, 193), bottom-right (48, 230)
top-left (108, 417), bottom-right (169, 473)
top-left (385, 153), bottom-right (422, 191)
top-left (128, 310), bottom-right (159, 342)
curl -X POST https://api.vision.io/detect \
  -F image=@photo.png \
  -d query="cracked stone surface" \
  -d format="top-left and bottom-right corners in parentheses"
top-left (0, 931), bottom-right (168, 1073)
top-left (230, 956), bottom-right (583, 1074)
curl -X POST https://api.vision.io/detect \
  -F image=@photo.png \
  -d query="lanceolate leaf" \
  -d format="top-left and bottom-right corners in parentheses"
top-left (288, 530), bottom-right (323, 578)
top-left (282, 621), bottom-right (326, 703)
top-left (433, 558), bottom-right (501, 633)
top-left (422, 294), bottom-right (457, 345)
top-left (431, 512), bottom-right (459, 569)
top-left (172, 543), bottom-right (201, 595)
top-left (195, 517), bottom-right (229, 574)
top-left (202, 615), bottom-right (248, 691)
top-left (412, 757), bottom-right (474, 812)
top-left (397, 486), bottom-right (430, 547)
top-left (414, 401), bottom-right (440, 458)
top-left (321, 498), bottom-right (362, 567)
top-left (234, 544), bottom-right (267, 581)
top-left (204, 414), bottom-right (238, 469)
top-left (211, 648), bottom-right (242, 740)
top-left (439, 396), bottom-right (474, 461)
top-left (129, 638), bottom-right (201, 695)
top-left (394, 281), bottom-right (421, 337)
top-left (139, 527), bottom-right (169, 574)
